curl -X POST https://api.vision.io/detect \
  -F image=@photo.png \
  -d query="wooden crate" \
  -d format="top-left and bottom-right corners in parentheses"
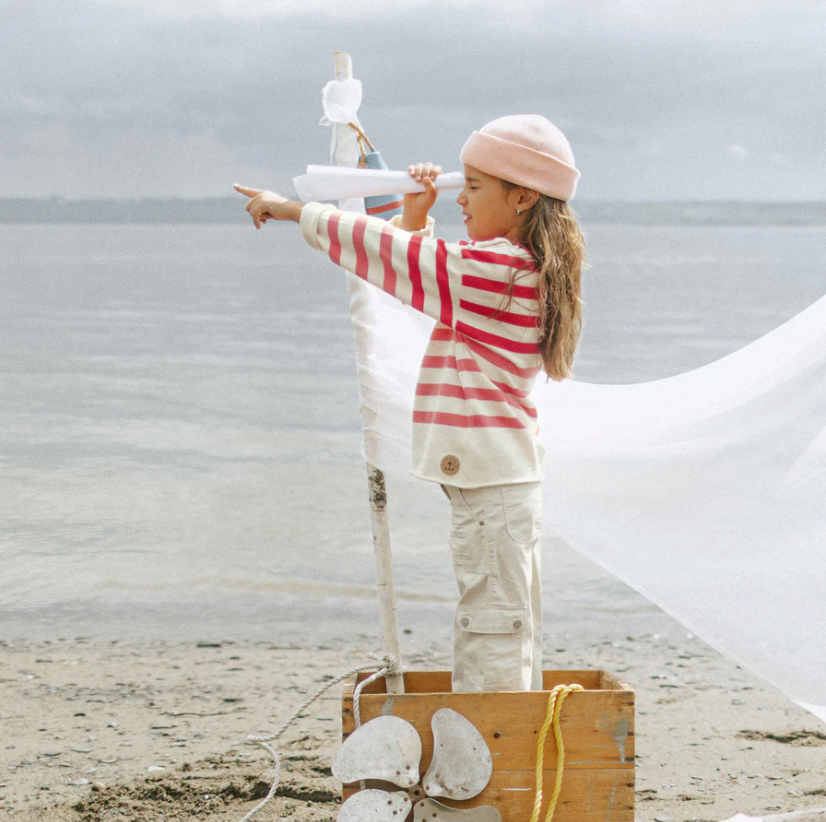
top-left (342, 670), bottom-right (634, 822)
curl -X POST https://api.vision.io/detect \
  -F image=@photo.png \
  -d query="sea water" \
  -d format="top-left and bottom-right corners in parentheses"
top-left (1, 221), bottom-right (824, 642)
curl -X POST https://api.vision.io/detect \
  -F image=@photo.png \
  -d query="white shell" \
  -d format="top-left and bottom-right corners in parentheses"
top-left (338, 789), bottom-right (412, 822)
top-left (332, 716), bottom-right (422, 788)
top-left (422, 709), bottom-right (492, 800)
top-left (413, 798), bottom-right (502, 822)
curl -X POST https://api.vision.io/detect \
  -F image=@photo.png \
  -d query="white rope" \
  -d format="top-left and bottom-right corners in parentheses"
top-left (235, 653), bottom-right (404, 822)
top-left (352, 666), bottom-right (391, 730)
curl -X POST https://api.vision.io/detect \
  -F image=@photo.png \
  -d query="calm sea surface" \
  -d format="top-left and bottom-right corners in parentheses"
top-left (1, 221), bottom-right (824, 642)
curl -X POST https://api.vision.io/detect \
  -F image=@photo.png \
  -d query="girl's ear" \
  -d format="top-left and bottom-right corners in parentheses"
top-left (506, 184), bottom-right (540, 212)
top-left (518, 188), bottom-right (541, 211)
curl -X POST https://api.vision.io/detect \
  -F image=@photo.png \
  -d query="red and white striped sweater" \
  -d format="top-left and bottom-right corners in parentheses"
top-left (300, 202), bottom-right (545, 489)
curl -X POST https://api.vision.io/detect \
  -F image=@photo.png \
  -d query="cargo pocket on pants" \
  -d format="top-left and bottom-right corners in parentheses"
top-left (455, 608), bottom-right (528, 692)
top-left (501, 483), bottom-right (542, 545)
top-left (447, 487), bottom-right (490, 576)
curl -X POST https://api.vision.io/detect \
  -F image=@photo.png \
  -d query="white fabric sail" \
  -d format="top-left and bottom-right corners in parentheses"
top-left (345, 268), bottom-right (826, 722)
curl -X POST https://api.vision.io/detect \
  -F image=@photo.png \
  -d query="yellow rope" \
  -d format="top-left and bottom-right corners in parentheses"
top-left (529, 683), bottom-right (584, 822)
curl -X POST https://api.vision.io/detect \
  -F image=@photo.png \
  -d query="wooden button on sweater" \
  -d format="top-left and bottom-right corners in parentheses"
top-left (440, 455), bottom-right (460, 476)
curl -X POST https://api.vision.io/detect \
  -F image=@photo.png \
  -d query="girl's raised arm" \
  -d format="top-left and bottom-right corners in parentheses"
top-left (298, 200), bottom-right (456, 326)
top-left (233, 170), bottom-right (462, 331)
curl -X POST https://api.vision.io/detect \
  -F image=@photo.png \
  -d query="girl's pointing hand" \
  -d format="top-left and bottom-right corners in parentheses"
top-left (233, 184), bottom-right (303, 228)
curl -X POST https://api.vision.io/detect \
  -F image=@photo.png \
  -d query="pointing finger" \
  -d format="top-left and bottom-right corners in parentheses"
top-left (233, 184), bottom-right (262, 198)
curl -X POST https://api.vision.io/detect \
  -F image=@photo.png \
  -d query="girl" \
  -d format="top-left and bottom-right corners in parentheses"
top-left (234, 114), bottom-right (585, 693)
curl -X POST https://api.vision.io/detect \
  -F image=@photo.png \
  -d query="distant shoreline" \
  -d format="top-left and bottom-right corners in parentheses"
top-left (2, 197), bottom-right (826, 225)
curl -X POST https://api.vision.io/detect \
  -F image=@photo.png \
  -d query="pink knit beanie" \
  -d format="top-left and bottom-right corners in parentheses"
top-left (459, 114), bottom-right (580, 201)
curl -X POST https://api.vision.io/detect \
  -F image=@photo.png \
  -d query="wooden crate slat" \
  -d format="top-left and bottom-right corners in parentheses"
top-left (344, 670), bottom-right (610, 696)
top-left (343, 688), bottom-right (634, 768)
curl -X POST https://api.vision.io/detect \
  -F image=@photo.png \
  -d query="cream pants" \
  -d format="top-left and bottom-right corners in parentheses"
top-left (442, 482), bottom-right (543, 693)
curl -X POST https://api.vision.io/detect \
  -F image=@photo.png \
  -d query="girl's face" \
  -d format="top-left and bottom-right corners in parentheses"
top-left (456, 165), bottom-right (522, 242)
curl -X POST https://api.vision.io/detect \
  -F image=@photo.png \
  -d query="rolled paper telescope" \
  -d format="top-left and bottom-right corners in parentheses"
top-left (293, 165), bottom-right (465, 203)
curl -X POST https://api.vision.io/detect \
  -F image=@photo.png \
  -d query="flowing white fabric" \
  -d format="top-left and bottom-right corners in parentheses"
top-left (535, 298), bottom-right (826, 723)
top-left (345, 266), bottom-right (826, 722)
top-left (293, 166), bottom-right (464, 203)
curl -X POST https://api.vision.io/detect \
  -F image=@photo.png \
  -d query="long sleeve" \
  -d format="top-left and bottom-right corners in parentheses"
top-left (300, 201), bottom-right (546, 488)
top-left (300, 202), bottom-right (460, 328)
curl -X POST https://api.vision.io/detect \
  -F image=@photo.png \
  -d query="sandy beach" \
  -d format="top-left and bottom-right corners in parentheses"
top-left (2, 622), bottom-right (825, 822)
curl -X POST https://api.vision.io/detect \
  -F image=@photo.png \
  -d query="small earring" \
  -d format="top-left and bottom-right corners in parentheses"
top-left (517, 209), bottom-right (522, 216)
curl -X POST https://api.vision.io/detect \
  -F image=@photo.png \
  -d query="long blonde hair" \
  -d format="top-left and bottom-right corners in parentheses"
top-left (502, 183), bottom-right (586, 381)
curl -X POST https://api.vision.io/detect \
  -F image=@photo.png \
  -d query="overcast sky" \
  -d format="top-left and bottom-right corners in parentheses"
top-left (3, 0), bottom-right (825, 201)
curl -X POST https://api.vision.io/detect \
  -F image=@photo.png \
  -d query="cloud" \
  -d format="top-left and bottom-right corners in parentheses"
top-left (727, 144), bottom-right (750, 161)
top-left (2, 0), bottom-right (825, 199)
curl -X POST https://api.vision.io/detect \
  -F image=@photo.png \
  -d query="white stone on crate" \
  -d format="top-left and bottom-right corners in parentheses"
top-left (338, 789), bottom-right (413, 822)
top-left (332, 715), bottom-right (421, 788)
top-left (423, 709), bottom-right (493, 800)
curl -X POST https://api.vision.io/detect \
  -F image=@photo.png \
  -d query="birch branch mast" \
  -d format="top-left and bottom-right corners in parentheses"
top-left (333, 51), bottom-right (405, 695)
